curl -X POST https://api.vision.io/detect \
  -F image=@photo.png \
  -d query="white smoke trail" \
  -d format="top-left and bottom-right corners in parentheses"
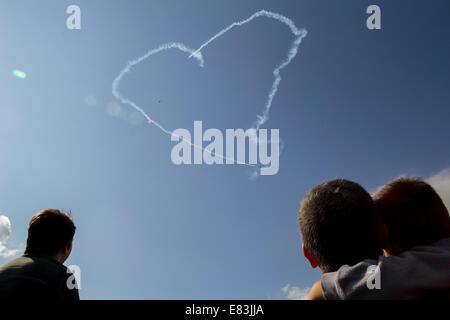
top-left (112, 43), bottom-right (253, 166)
top-left (112, 10), bottom-right (307, 171)
top-left (189, 9), bottom-right (308, 130)
top-left (112, 43), bottom-right (203, 136)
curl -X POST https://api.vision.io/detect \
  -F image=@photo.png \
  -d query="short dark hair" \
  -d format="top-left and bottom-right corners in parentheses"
top-left (373, 177), bottom-right (450, 251)
top-left (298, 179), bottom-right (384, 273)
top-left (25, 209), bottom-right (76, 256)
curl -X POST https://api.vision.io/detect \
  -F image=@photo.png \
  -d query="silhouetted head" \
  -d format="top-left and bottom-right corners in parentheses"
top-left (298, 179), bottom-right (385, 273)
top-left (25, 209), bottom-right (76, 263)
top-left (373, 177), bottom-right (450, 251)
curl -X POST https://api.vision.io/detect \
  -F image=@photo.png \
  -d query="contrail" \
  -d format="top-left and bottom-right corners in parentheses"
top-left (112, 43), bottom-right (203, 137)
top-left (112, 43), bottom-right (253, 166)
top-left (112, 10), bottom-right (307, 171)
top-left (189, 9), bottom-right (308, 130)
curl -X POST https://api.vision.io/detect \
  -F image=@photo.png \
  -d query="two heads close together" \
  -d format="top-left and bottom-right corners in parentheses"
top-left (298, 177), bottom-right (450, 299)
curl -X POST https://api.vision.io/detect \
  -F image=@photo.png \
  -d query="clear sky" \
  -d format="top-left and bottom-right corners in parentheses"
top-left (1, 0), bottom-right (450, 299)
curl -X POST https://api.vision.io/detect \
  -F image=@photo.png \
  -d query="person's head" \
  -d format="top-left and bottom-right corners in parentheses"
top-left (373, 177), bottom-right (450, 252)
top-left (298, 179), bottom-right (386, 273)
top-left (25, 209), bottom-right (76, 263)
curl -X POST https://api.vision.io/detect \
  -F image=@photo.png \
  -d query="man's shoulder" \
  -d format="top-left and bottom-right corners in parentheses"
top-left (0, 254), bottom-right (68, 281)
top-left (381, 237), bottom-right (450, 268)
top-left (409, 237), bottom-right (450, 253)
top-left (0, 255), bottom-right (32, 274)
top-left (0, 255), bottom-right (78, 301)
top-left (321, 238), bottom-right (450, 300)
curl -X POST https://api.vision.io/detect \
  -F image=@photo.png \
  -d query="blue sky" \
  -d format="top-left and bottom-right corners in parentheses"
top-left (1, 0), bottom-right (450, 299)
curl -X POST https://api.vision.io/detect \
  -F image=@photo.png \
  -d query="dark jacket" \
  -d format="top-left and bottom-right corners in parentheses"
top-left (0, 254), bottom-right (80, 302)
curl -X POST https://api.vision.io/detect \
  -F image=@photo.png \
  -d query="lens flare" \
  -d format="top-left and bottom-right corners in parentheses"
top-left (127, 110), bottom-right (145, 126)
top-left (12, 69), bottom-right (26, 79)
top-left (106, 102), bottom-right (121, 117)
top-left (85, 95), bottom-right (97, 106)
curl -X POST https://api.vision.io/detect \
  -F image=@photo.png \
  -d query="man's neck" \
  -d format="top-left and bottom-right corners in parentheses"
top-left (52, 252), bottom-right (66, 264)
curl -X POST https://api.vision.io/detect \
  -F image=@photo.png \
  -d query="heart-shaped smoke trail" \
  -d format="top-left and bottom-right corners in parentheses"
top-left (112, 10), bottom-right (307, 172)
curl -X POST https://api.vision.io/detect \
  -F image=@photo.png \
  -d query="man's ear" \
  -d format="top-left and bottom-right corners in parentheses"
top-left (379, 221), bottom-right (403, 256)
top-left (379, 220), bottom-right (389, 249)
top-left (302, 243), bottom-right (319, 269)
top-left (63, 241), bottom-right (73, 258)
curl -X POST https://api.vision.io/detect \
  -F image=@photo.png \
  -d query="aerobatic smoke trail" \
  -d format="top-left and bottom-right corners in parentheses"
top-left (112, 43), bottom-right (204, 136)
top-left (112, 10), bottom-right (307, 172)
top-left (189, 10), bottom-right (308, 130)
top-left (112, 43), bottom-right (253, 166)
